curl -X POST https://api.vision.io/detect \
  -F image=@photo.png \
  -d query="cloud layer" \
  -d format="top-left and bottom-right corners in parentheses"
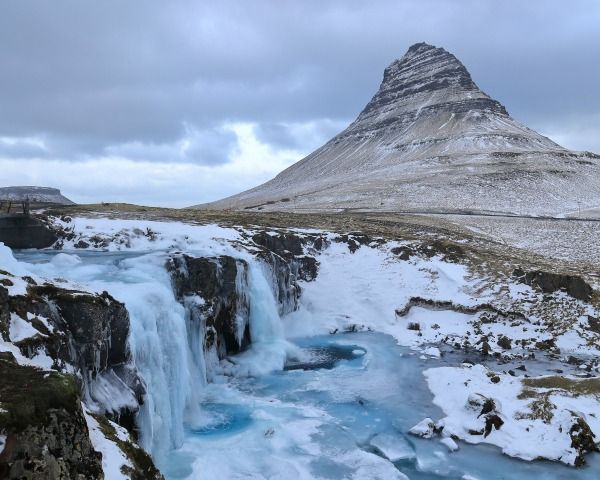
top-left (1, 0), bottom-right (599, 206)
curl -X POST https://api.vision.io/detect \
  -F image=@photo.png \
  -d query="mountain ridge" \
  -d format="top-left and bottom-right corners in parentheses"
top-left (199, 42), bottom-right (600, 216)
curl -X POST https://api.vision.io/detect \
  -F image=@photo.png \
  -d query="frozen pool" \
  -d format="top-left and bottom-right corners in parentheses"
top-left (164, 333), bottom-right (600, 480)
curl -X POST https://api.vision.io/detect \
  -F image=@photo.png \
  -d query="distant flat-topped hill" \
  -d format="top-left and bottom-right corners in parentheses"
top-left (199, 42), bottom-right (600, 216)
top-left (0, 186), bottom-right (75, 205)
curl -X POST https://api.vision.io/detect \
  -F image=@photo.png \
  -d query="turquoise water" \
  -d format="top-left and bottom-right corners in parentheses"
top-left (171, 333), bottom-right (600, 479)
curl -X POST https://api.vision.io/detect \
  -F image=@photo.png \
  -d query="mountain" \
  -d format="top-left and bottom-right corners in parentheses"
top-left (200, 42), bottom-right (600, 216)
top-left (0, 186), bottom-right (75, 204)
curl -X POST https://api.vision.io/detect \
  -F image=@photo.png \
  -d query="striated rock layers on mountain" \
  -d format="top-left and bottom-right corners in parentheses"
top-left (202, 42), bottom-right (600, 216)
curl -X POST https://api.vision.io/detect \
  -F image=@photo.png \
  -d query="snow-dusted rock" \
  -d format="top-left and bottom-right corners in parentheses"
top-left (409, 417), bottom-right (437, 438)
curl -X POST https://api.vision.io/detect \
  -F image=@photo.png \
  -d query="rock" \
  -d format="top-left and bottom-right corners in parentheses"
top-left (391, 245), bottom-right (412, 260)
top-left (466, 393), bottom-right (487, 412)
top-left (483, 414), bottom-right (504, 437)
top-left (12, 284), bottom-right (131, 372)
top-left (409, 417), bottom-right (437, 438)
top-left (6, 283), bottom-right (143, 432)
top-left (168, 254), bottom-right (251, 356)
top-left (0, 216), bottom-right (57, 249)
top-left (497, 336), bottom-right (512, 350)
top-left (0, 356), bottom-right (103, 479)
top-left (569, 416), bottom-right (599, 466)
top-left (514, 269), bottom-right (593, 301)
top-left (251, 231), bottom-right (304, 256)
top-left (74, 240), bottom-right (90, 249)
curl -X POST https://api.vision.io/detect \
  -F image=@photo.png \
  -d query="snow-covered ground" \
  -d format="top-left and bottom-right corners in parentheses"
top-left (2, 216), bottom-right (600, 477)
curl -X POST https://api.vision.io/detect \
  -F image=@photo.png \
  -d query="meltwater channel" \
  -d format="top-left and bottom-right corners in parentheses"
top-left (15, 250), bottom-right (600, 480)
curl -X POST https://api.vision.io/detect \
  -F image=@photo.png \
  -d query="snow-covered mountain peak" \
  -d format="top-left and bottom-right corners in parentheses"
top-left (200, 43), bottom-right (600, 216)
top-left (359, 42), bottom-right (507, 122)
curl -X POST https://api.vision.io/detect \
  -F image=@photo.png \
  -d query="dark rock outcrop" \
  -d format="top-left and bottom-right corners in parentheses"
top-left (391, 240), bottom-right (465, 263)
top-left (0, 215), bottom-right (57, 249)
top-left (4, 281), bottom-right (144, 431)
top-left (569, 416), bottom-right (599, 467)
top-left (168, 254), bottom-right (251, 357)
top-left (0, 355), bottom-right (103, 479)
top-left (251, 231), bottom-right (324, 314)
top-left (513, 268), bottom-right (594, 301)
top-left (9, 284), bottom-right (132, 377)
top-left (1, 277), bottom-right (159, 478)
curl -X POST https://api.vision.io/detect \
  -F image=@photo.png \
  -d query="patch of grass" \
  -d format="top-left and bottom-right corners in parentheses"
top-left (522, 376), bottom-right (600, 398)
top-left (0, 356), bottom-right (79, 432)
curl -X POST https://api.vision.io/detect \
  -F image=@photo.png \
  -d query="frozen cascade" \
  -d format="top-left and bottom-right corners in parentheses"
top-left (115, 255), bottom-right (291, 463)
top-left (12, 249), bottom-right (292, 470)
top-left (118, 255), bottom-right (200, 464)
top-left (214, 259), bottom-right (297, 378)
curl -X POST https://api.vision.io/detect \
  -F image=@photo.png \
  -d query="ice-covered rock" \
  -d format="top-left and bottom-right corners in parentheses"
top-left (409, 417), bottom-right (437, 438)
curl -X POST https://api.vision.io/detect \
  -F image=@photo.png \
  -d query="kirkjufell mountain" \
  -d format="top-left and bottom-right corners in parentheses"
top-left (202, 42), bottom-right (600, 215)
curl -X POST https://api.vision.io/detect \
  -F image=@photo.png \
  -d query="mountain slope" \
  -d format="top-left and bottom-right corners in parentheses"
top-left (200, 42), bottom-right (600, 216)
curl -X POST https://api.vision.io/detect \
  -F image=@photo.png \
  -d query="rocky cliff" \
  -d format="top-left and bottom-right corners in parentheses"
top-left (202, 42), bottom-right (600, 216)
top-left (0, 279), bottom-right (157, 479)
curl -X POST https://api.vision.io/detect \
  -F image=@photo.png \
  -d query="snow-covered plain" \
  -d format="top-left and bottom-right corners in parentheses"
top-left (2, 216), bottom-right (600, 478)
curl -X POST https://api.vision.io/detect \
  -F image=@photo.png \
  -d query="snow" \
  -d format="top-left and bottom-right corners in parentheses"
top-left (83, 407), bottom-right (131, 480)
top-left (423, 346), bottom-right (441, 358)
top-left (0, 242), bottom-right (30, 296)
top-left (0, 242), bottom-right (28, 276)
top-left (50, 217), bottom-right (241, 252)
top-left (439, 437), bottom-right (459, 452)
top-left (0, 337), bottom-right (54, 370)
top-left (9, 313), bottom-right (45, 342)
top-left (0, 434), bottom-right (6, 455)
top-left (424, 364), bottom-right (600, 465)
top-left (283, 240), bottom-right (474, 345)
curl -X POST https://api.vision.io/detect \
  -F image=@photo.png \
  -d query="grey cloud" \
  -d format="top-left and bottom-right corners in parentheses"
top-left (0, 0), bottom-right (599, 202)
top-left (103, 125), bottom-right (238, 165)
top-left (254, 120), bottom-right (348, 151)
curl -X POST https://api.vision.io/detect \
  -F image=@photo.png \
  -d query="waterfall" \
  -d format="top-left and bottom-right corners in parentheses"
top-left (123, 254), bottom-right (290, 464)
top-left (115, 255), bottom-right (201, 465)
top-left (10, 246), bottom-right (291, 470)
top-left (222, 260), bottom-right (296, 377)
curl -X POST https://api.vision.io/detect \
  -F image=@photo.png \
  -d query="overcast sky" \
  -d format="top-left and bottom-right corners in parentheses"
top-left (1, 0), bottom-right (599, 207)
